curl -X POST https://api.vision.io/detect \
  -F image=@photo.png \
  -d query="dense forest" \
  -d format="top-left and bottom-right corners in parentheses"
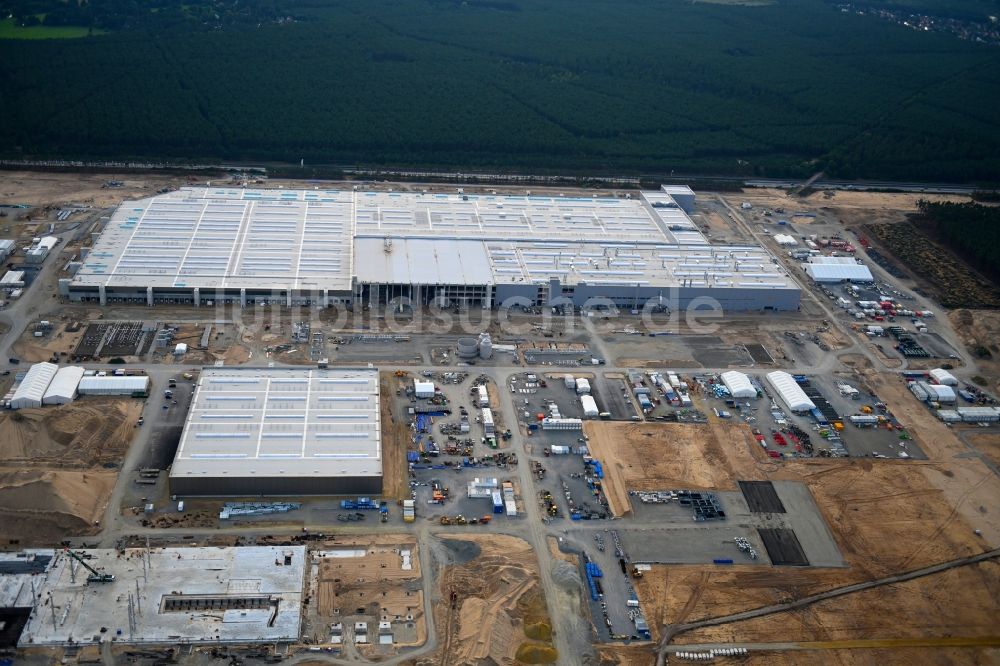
top-left (1, 0), bottom-right (999, 181)
top-left (916, 201), bottom-right (1000, 280)
top-left (0, 0), bottom-right (317, 31)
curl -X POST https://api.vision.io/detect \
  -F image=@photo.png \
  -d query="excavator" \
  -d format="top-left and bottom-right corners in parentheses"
top-left (64, 548), bottom-right (116, 583)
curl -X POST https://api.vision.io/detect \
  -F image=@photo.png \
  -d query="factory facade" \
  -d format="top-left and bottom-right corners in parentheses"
top-left (64, 185), bottom-right (800, 312)
top-left (169, 367), bottom-right (382, 496)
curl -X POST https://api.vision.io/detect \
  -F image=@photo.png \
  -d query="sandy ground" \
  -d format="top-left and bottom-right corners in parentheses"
top-left (0, 398), bottom-right (141, 467)
top-left (381, 371), bottom-right (409, 500)
top-left (584, 387), bottom-right (1000, 653)
top-left (598, 645), bottom-right (1000, 665)
top-left (949, 309), bottom-right (1000, 392)
top-left (0, 171), bottom-right (196, 209)
top-left (410, 534), bottom-right (555, 666)
top-left (312, 537), bottom-right (426, 649)
top-left (0, 469), bottom-right (117, 543)
top-left (0, 398), bottom-right (140, 544)
top-left (584, 418), bottom-right (768, 516)
top-left (11, 321), bottom-right (87, 363)
top-left (733, 188), bottom-right (968, 216)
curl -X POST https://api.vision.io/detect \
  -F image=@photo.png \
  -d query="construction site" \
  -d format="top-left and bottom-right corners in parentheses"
top-left (307, 536), bottom-right (424, 653)
top-left (0, 398), bottom-right (141, 544)
top-left (0, 172), bottom-right (998, 666)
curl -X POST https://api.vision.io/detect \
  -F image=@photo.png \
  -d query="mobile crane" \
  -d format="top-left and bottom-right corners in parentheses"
top-left (64, 548), bottom-right (116, 583)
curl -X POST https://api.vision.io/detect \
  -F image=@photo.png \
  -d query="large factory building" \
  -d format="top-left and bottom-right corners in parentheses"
top-left (63, 185), bottom-right (800, 311)
top-left (168, 367), bottom-right (382, 496)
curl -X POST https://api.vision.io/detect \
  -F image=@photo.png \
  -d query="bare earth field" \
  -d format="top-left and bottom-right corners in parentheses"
top-left (409, 534), bottom-right (556, 666)
top-left (950, 309), bottom-right (1000, 392)
top-left (583, 396), bottom-right (1000, 656)
top-left (0, 398), bottom-right (139, 544)
top-left (0, 171), bottom-right (193, 209)
top-left (381, 371), bottom-right (410, 500)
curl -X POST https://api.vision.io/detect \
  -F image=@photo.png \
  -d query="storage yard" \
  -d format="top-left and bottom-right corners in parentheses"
top-left (0, 178), bottom-right (998, 666)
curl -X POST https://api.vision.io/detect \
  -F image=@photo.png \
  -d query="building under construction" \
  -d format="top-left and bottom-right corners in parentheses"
top-left (6, 546), bottom-right (306, 647)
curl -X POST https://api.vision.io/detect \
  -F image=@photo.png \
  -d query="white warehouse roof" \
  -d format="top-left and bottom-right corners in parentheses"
top-left (929, 368), bottom-right (958, 386)
top-left (169, 367), bottom-right (382, 485)
top-left (42, 366), bottom-right (85, 404)
top-left (10, 362), bottom-right (58, 409)
top-left (720, 371), bottom-right (756, 399)
top-left (766, 371), bottom-right (816, 412)
top-left (926, 384), bottom-right (956, 402)
top-left (803, 262), bottom-right (873, 283)
top-left (0, 270), bottom-right (24, 286)
top-left (77, 375), bottom-right (151, 393)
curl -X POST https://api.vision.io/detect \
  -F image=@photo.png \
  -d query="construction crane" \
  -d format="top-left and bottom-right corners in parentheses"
top-left (64, 549), bottom-right (116, 583)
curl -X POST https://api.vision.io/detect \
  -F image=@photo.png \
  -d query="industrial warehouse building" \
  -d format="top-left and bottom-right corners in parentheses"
top-left (766, 371), bottom-right (816, 413)
top-left (10, 362), bottom-right (58, 409)
top-left (42, 366), bottom-right (86, 405)
top-left (169, 367), bottom-right (382, 496)
top-left (77, 375), bottom-right (150, 396)
top-left (63, 185), bottom-right (801, 311)
top-left (802, 256), bottom-right (874, 283)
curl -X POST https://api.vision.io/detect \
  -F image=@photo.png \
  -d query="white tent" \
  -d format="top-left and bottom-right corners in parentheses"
top-left (765, 371), bottom-right (816, 413)
top-left (42, 366), bottom-right (85, 405)
top-left (774, 234), bottom-right (798, 246)
top-left (77, 375), bottom-right (150, 396)
top-left (720, 371), bottom-right (756, 399)
top-left (413, 380), bottom-right (435, 398)
top-left (10, 362), bottom-right (58, 409)
top-left (803, 256), bottom-right (873, 283)
top-left (929, 368), bottom-right (958, 386)
top-left (580, 394), bottom-right (599, 417)
top-left (925, 384), bottom-right (956, 403)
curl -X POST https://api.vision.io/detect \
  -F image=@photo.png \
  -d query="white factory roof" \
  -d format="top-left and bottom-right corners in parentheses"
top-left (720, 370), bottom-right (756, 398)
top-left (0, 239), bottom-right (15, 252)
top-left (170, 367), bottom-right (382, 483)
top-left (72, 189), bottom-right (355, 292)
top-left (354, 238), bottom-right (494, 286)
top-left (803, 261), bottom-right (873, 283)
top-left (10, 362), bottom-right (58, 409)
top-left (42, 365), bottom-right (85, 404)
top-left (766, 371), bottom-right (816, 412)
top-left (485, 242), bottom-right (795, 289)
top-left (71, 187), bottom-right (799, 294)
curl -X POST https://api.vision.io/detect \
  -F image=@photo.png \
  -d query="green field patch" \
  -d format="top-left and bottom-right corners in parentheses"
top-left (0, 18), bottom-right (101, 39)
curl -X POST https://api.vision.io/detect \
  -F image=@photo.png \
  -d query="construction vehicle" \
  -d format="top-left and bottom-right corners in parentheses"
top-left (64, 549), bottom-right (115, 583)
top-left (630, 566), bottom-right (644, 579)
